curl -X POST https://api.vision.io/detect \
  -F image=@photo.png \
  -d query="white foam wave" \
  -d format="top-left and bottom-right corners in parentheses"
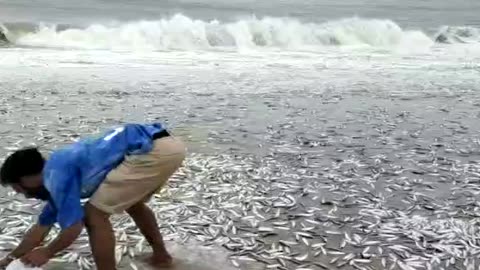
top-left (434, 26), bottom-right (480, 44)
top-left (4, 14), bottom-right (438, 51)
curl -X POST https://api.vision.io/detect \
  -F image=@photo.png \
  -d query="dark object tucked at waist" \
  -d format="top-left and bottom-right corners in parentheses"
top-left (153, 130), bottom-right (170, 140)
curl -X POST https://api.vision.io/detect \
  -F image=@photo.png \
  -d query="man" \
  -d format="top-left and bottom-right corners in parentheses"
top-left (0, 123), bottom-right (186, 269)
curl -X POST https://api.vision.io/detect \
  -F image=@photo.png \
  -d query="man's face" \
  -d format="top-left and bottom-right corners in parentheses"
top-left (13, 174), bottom-right (50, 201)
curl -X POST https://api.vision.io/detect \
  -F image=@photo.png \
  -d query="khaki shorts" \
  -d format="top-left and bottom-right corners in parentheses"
top-left (89, 136), bottom-right (186, 214)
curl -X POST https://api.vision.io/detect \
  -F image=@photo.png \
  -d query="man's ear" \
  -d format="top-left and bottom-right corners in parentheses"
top-left (19, 174), bottom-right (43, 188)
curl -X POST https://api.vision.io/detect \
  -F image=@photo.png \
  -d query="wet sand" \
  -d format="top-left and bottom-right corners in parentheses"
top-left (1, 241), bottom-right (246, 270)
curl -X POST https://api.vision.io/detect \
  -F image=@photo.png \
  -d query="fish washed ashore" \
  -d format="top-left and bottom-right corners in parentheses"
top-left (2, 137), bottom-right (480, 270)
top-left (1, 44), bottom-right (480, 270)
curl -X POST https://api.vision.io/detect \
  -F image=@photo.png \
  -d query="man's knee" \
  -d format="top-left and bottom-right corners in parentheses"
top-left (126, 202), bottom-right (148, 216)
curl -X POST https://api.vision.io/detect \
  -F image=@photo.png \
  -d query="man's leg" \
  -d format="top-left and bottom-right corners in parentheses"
top-left (84, 203), bottom-right (117, 270)
top-left (126, 202), bottom-right (173, 267)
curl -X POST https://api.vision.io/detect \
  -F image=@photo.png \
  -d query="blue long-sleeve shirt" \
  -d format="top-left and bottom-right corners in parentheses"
top-left (38, 123), bottom-right (166, 229)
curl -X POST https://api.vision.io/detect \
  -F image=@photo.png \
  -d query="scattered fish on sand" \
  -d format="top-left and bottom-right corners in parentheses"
top-left (1, 147), bottom-right (479, 269)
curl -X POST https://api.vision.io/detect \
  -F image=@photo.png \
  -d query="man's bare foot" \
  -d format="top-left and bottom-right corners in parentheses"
top-left (142, 253), bottom-right (174, 269)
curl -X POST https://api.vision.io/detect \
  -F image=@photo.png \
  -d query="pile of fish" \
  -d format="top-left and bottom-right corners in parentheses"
top-left (1, 149), bottom-right (480, 270)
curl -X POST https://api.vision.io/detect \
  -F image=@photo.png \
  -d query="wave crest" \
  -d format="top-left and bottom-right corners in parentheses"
top-left (1, 14), bottom-right (477, 51)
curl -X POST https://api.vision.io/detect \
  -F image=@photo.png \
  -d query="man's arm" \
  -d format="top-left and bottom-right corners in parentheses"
top-left (0, 201), bottom-right (56, 267)
top-left (45, 221), bottom-right (83, 256)
top-left (20, 197), bottom-right (85, 267)
top-left (20, 221), bottom-right (84, 267)
top-left (2, 223), bottom-right (51, 263)
top-left (20, 155), bottom-right (85, 267)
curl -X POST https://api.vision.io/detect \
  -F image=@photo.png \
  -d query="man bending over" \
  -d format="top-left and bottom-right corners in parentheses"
top-left (0, 123), bottom-right (186, 269)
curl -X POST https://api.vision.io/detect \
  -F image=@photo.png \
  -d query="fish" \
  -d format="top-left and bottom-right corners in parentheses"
top-left (294, 253), bottom-right (309, 261)
top-left (0, 143), bottom-right (478, 270)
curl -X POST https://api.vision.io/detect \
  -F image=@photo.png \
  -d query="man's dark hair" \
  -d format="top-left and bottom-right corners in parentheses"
top-left (0, 147), bottom-right (45, 186)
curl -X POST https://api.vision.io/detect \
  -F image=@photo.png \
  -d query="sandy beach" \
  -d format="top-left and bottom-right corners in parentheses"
top-left (1, 0), bottom-right (480, 269)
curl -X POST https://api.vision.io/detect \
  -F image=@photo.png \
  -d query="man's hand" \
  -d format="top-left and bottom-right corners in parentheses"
top-left (0, 256), bottom-right (14, 269)
top-left (2, 223), bottom-right (51, 268)
top-left (20, 247), bottom-right (52, 267)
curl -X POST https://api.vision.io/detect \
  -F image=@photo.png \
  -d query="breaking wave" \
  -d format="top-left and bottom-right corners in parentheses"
top-left (1, 14), bottom-right (479, 51)
top-left (434, 26), bottom-right (480, 44)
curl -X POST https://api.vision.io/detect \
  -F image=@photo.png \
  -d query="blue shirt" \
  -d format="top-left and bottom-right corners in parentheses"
top-left (38, 123), bottom-right (166, 230)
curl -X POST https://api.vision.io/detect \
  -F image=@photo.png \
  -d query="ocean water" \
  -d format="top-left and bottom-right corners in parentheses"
top-left (1, 1), bottom-right (480, 270)
top-left (1, 0), bottom-right (480, 51)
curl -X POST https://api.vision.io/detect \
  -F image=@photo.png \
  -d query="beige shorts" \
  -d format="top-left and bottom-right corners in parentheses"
top-left (89, 136), bottom-right (186, 214)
